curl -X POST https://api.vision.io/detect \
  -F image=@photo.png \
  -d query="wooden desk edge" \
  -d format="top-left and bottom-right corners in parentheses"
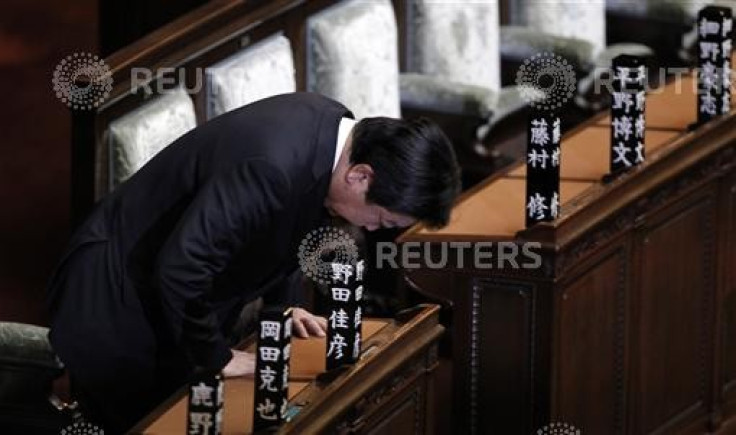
top-left (401, 111), bottom-right (736, 250)
top-left (279, 304), bottom-right (443, 433)
top-left (131, 305), bottom-right (442, 433)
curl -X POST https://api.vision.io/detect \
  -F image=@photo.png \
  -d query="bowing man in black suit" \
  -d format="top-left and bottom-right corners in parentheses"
top-left (46, 92), bottom-right (460, 432)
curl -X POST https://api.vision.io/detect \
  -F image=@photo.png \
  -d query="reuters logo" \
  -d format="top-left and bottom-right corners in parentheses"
top-left (52, 51), bottom-right (112, 110)
top-left (516, 52), bottom-right (576, 112)
top-left (298, 226), bottom-right (359, 284)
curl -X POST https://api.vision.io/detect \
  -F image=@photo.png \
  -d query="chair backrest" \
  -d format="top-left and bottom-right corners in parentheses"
top-left (405, 0), bottom-right (501, 90)
top-left (205, 34), bottom-right (296, 120)
top-left (608, 0), bottom-right (726, 19)
top-left (514, 0), bottom-right (607, 55)
top-left (650, 0), bottom-right (714, 17)
top-left (307, 0), bottom-right (400, 119)
top-left (108, 87), bottom-right (196, 187)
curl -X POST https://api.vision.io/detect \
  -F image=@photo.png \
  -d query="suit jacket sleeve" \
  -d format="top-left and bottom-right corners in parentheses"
top-left (262, 267), bottom-right (307, 307)
top-left (156, 159), bottom-right (291, 370)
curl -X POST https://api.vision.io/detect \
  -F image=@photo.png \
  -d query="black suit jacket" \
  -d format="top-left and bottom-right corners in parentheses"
top-left (47, 93), bottom-right (352, 411)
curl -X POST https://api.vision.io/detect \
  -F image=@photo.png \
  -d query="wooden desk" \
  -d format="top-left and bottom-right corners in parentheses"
top-left (399, 64), bottom-right (736, 434)
top-left (133, 305), bottom-right (443, 434)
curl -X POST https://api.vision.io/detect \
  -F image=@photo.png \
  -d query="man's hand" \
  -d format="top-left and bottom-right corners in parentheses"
top-left (222, 349), bottom-right (256, 378)
top-left (292, 307), bottom-right (327, 338)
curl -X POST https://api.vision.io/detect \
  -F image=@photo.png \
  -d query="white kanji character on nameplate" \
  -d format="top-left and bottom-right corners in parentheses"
top-left (701, 93), bottom-right (718, 116)
top-left (190, 383), bottom-right (214, 407)
top-left (259, 347), bottom-right (280, 362)
top-left (723, 18), bottom-right (733, 37)
top-left (612, 92), bottom-right (633, 113)
top-left (329, 308), bottom-right (350, 329)
top-left (282, 364), bottom-right (290, 389)
top-left (189, 412), bottom-right (213, 435)
top-left (550, 192), bottom-right (560, 219)
top-left (634, 141), bottom-right (645, 164)
top-left (331, 287), bottom-right (351, 302)
top-left (613, 142), bottom-right (632, 167)
top-left (723, 39), bottom-right (733, 59)
top-left (331, 263), bottom-right (353, 285)
top-left (701, 61), bottom-right (718, 89)
top-left (259, 365), bottom-right (278, 392)
top-left (280, 397), bottom-right (288, 419)
top-left (284, 317), bottom-right (292, 339)
top-left (700, 17), bottom-right (720, 39)
top-left (612, 116), bottom-right (633, 141)
top-left (327, 333), bottom-right (347, 359)
top-left (354, 306), bottom-right (362, 327)
top-left (723, 59), bottom-right (732, 88)
top-left (353, 332), bottom-right (361, 359)
top-left (256, 398), bottom-right (277, 421)
top-left (530, 119), bottom-right (550, 146)
top-left (527, 148), bottom-right (549, 169)
top-left (635, 65), bottom-right (646, 84)
top-left (526, 193), bottom-right (548, 220)
top-left (635, 91), bottom-right (645, 111)
top-left (550, 147), bottom-right (560, 168)
top-left (355, 260), bottom-right (365, 281)
top-left (701, 41), bottom-right (721, 62)
top-left (261, 321), bottom-right (281, 341)
top-left (614, 66), bottom-right (630, 83)
top-left (635, 113), bottom-right (645, 139)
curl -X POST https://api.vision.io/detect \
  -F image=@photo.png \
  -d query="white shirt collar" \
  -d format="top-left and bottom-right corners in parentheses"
top-left (333, 117), bottom-right (356, 172)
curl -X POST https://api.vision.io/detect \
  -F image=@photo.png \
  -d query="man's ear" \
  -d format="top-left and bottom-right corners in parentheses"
top-left (345, 164), bottom-right (374, 194)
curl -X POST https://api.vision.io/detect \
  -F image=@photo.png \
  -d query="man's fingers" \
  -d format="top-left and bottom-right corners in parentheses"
top-left (223, 350), bottom-right (257, 378)
top-left (304, 316), bottom-right (326, 337)
top-left (293, 317), bottom-right (309, 338)
top-left (316, 316), bottom-right (328, 333)
top-left (291, 308), bottom-right (327, 338)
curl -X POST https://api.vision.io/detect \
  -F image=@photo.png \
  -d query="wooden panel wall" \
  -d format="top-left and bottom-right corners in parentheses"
top-left (720, 170), bottom-right (736, 423)
top-left (632, 186), bottom-right (718, 433)
top-left (556, 244), bottom-right (629, 433)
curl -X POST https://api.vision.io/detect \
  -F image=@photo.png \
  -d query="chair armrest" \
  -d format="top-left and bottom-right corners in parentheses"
top-left (0, 323), bottom-right (62, 371)
top-left (500, 26), bottom-right (596, 72)
top-left (399, 73), bottom-right (497, 118)
top-left (495, 86), bottom-right (534, 121)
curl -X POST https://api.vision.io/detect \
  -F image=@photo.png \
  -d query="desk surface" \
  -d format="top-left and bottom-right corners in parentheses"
top-left (417, 178), bottom-right (593, 237)
top-left (507, 127), bottom-right (680, 181)
top-left (137, 305), bottom-right (444, 434)
top-left (141, 320), bottom-right (388, 434)
top-left (405, 57), bottom-right (736, 241)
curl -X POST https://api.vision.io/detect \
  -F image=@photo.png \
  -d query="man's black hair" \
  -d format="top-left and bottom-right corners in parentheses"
top-left (349, 117), bottom-right (461, 228)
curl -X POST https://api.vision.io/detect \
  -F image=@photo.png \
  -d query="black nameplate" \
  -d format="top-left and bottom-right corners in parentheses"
top-left (326, 260), bottom-right (364, 371)
top-left (610, 54), bottom-right (647, 174)
top-left (525, 110), bottom-right (561, 228)
top-left (253, 307), bottom-right (292, 432)
top-left (187, 372), bottom-right (223, 435)
top-left (697, 6), bottom-right (733, 124)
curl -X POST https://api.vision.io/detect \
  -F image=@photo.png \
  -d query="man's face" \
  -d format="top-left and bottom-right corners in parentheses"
top-left (325, 163), bottom-right (416, 231)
